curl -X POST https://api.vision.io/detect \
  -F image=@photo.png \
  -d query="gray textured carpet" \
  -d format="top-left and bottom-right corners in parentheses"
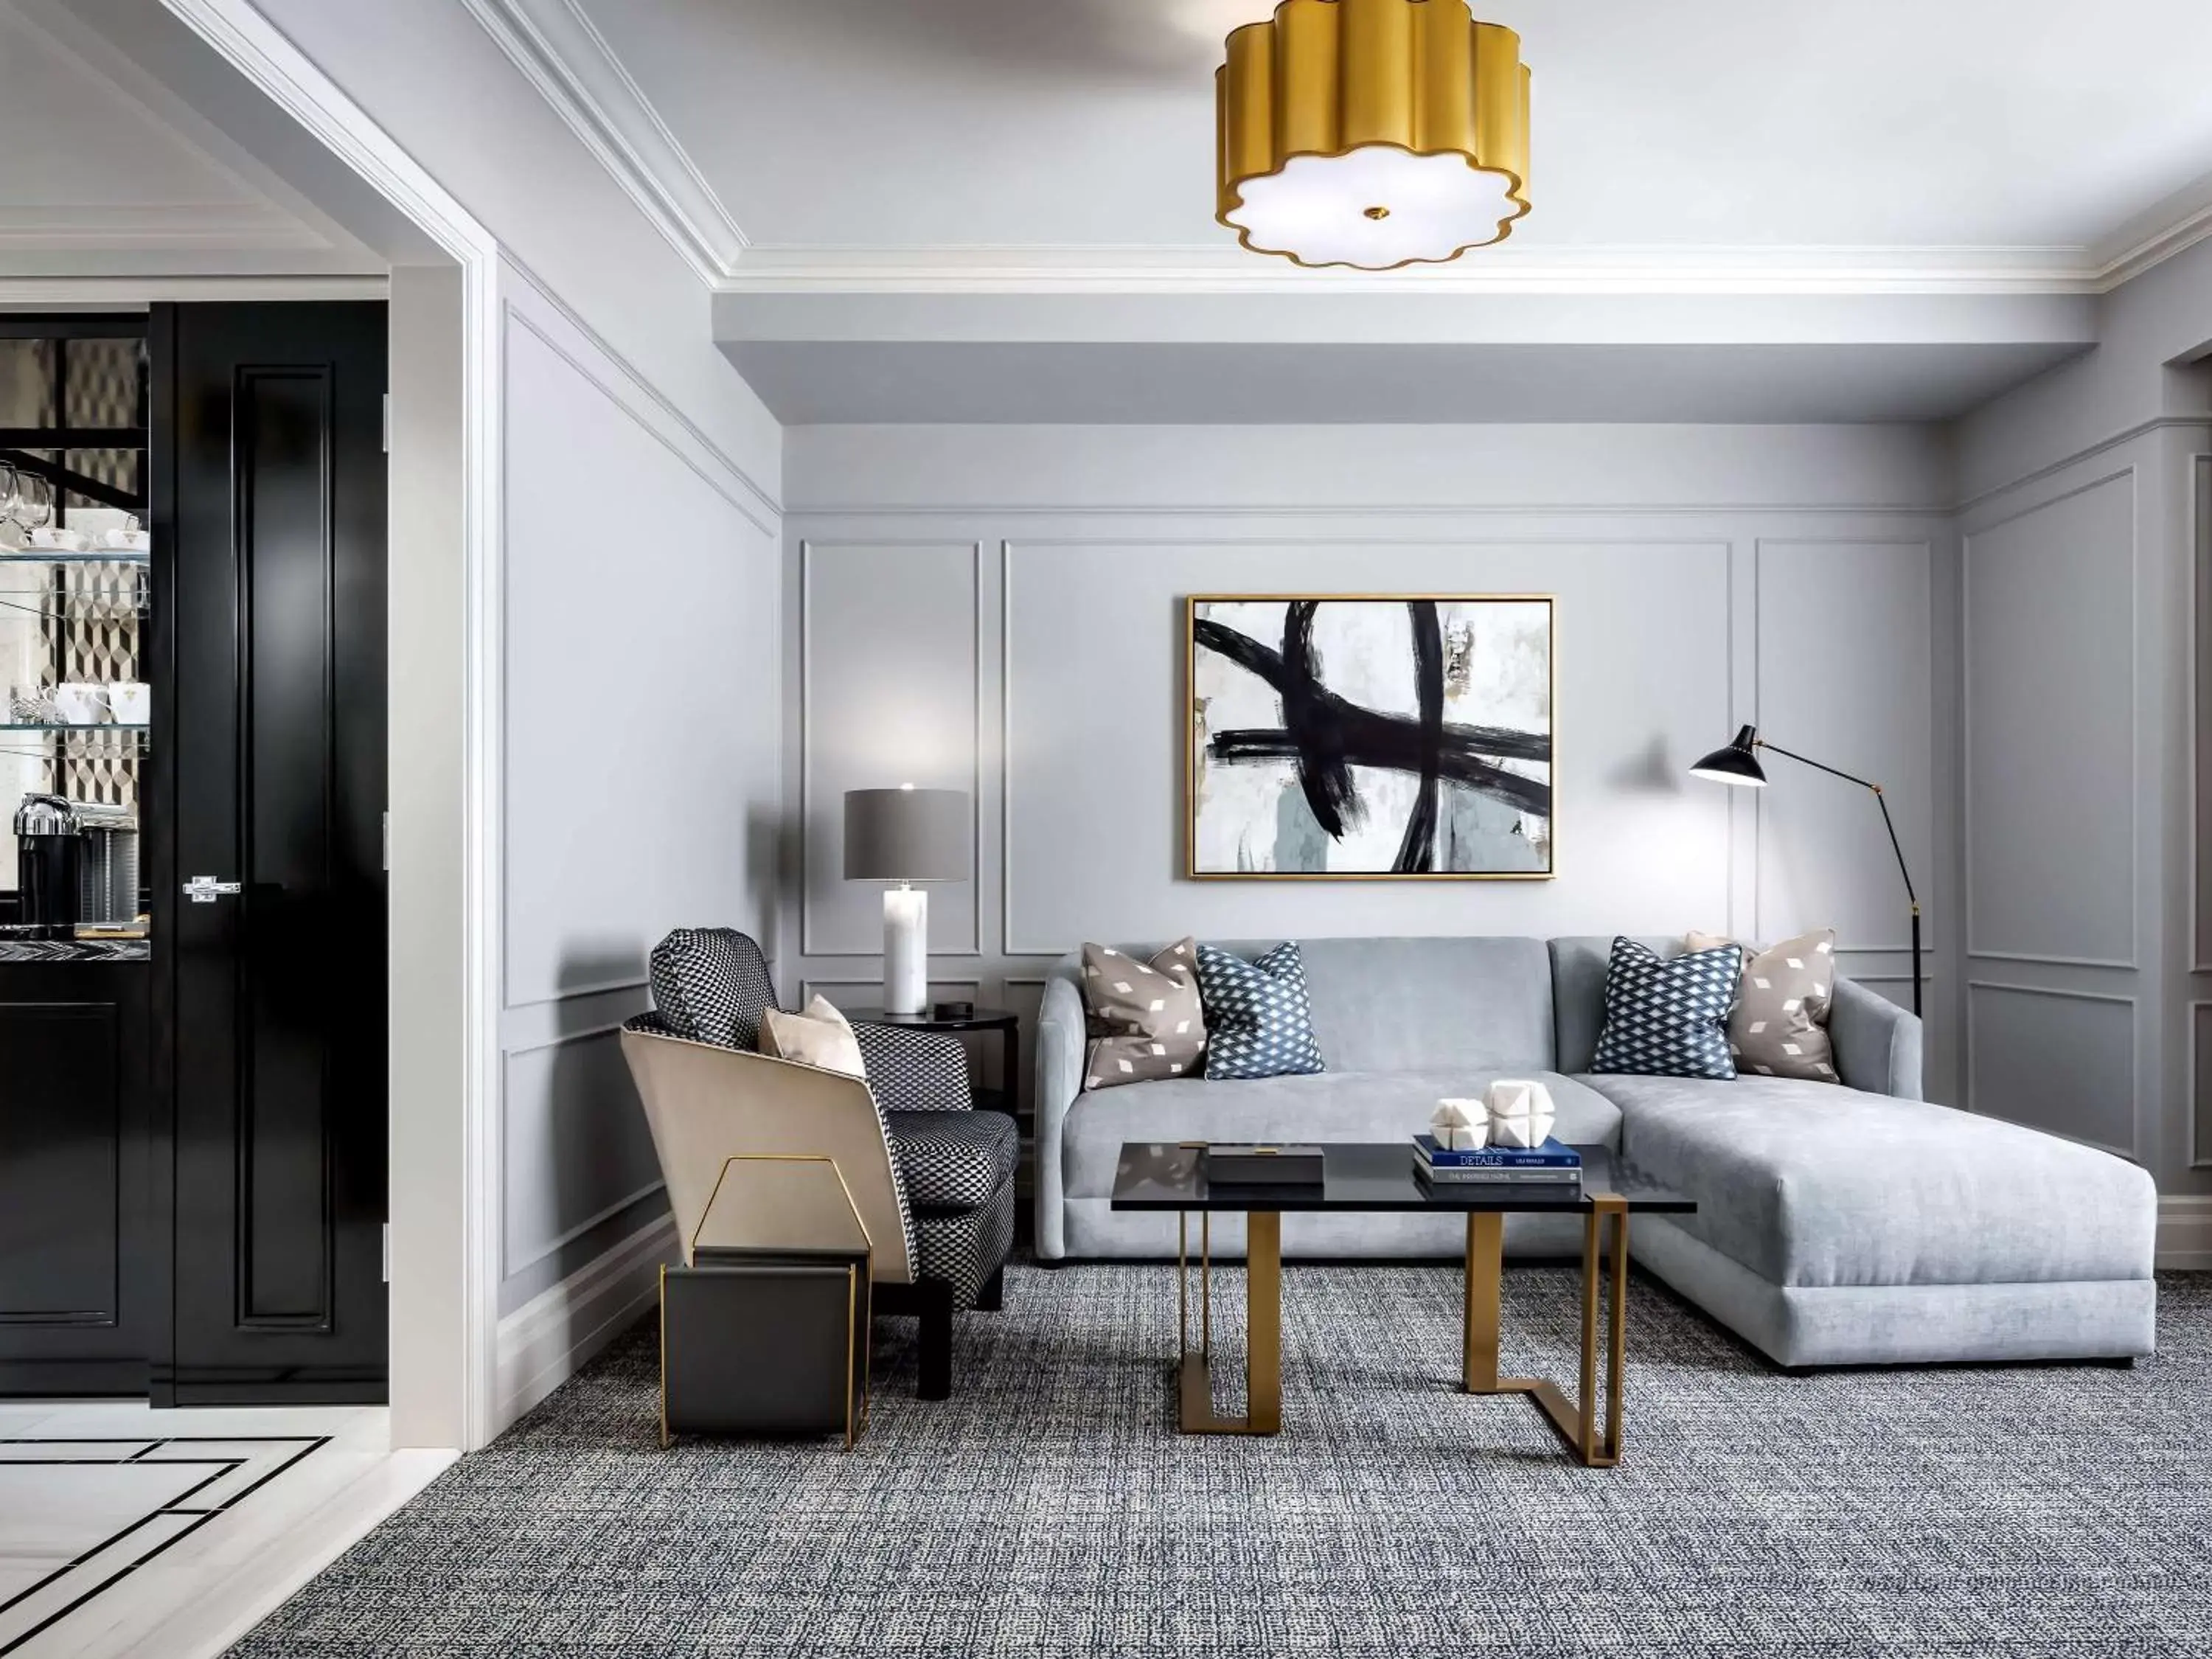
top-left (232, 1265), bottom-right (2212, 1657)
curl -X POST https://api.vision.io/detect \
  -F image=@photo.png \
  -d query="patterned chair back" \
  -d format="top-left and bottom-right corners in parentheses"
top-left (647, 928), bottom-right (780, 1050)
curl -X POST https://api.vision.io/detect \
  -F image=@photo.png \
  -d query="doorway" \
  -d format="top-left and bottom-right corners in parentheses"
top-left (153, 301), bottom-right (391, 1403)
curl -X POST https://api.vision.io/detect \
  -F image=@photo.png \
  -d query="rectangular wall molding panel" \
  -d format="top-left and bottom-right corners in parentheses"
top-left (1965, 981), bottom-right (2138, 1160)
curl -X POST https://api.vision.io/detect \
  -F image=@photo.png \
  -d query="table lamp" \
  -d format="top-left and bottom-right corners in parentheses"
top-left (844, 785), bottom-right (970, 1016)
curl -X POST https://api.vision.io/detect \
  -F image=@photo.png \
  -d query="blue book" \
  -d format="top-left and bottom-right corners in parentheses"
top-left (1415, 1133), bottom-right (1581, 1169)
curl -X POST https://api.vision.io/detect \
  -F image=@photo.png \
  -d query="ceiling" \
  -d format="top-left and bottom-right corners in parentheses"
top-left (0, 0), bottom-right (383, 283)
top-left (561, 0), bottom-right (2212, 282)
top-left (728, 338), bottom-right (2090, 425)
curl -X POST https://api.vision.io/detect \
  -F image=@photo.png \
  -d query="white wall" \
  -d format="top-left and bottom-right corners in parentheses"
top-left (785, 423), bottom-right (1957, 1109)
top-left (1950, 240), bottom-right (2212, 1256)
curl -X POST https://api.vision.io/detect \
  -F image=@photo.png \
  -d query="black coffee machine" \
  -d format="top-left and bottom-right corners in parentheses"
top-left (13, 793), bottom-right (81, 939)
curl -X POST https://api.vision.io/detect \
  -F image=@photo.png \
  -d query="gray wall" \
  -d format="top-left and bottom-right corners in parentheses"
top-left (495, 271), bottom-right (782, 1314)
top-left (783, 423), bottom-right (1958, 1110)
top-left (1951, 237), bottom-right (2212, 1237)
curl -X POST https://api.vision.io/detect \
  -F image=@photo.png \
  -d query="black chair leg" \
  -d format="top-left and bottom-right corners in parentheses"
top-left (975, 1266), bottom-right (1005, 1312)
top-left (917, 1279), bottom-right (953, 1401)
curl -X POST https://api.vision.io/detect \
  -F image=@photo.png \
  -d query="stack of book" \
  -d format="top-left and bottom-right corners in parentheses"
top-left (1413, 1134), bottom-right (1582, 1191)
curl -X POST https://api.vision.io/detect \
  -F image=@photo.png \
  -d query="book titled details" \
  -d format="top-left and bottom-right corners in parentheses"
top-left (1413, 1133), bottom-right (1582, 1169)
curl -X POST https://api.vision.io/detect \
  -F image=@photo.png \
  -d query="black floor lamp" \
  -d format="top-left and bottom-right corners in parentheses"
top-left (1688, 724), bottom-right (1921, 1018)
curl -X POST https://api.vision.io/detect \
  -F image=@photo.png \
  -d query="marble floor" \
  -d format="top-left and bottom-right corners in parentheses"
top-left (0, 1399), bottom-right (451, 1659)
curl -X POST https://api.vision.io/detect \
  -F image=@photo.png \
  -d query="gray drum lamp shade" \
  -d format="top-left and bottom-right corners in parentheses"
top-left (843, 788), bottom-right (970, 882)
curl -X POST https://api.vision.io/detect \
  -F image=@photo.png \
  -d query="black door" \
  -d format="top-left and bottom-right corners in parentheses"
top-left (154, 302), bottom-right (387, 1403)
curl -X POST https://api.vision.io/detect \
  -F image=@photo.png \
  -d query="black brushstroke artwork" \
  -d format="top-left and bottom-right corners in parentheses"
top-left (1195, 599), bottom-right (1551, 874)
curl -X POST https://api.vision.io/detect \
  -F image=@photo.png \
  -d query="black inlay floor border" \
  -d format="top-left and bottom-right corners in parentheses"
top-left (0, 1435), bottom-right (329, 1656)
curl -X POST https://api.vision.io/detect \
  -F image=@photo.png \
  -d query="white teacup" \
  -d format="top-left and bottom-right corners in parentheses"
top-left (108, 681), bottom-right (151, 726)
top-left (29, 526), bottom-right (90, 553)
top-left (52, 683), bottom-right (105, 725)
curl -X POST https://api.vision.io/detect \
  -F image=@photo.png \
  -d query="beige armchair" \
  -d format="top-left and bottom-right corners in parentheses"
top-left (620, 1025), bottom-right (914, 1284)
top-left (621, 928), bottom-right (1018, 1399)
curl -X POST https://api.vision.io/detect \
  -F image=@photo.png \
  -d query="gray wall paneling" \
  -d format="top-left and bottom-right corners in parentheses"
top-left (782, 426), bottom-right (1957, 1107)
top-left (496, 281), bottom-right (783, 1315)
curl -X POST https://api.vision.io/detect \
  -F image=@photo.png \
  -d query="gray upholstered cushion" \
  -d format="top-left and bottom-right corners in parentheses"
top-left (1630, 1215), bottom-right (2157, 1366)
top-left (1584, 1071), bottom-right (2157, 1288)
top-left (1291, 936), bottom-right (1557, 1071)
top-left (1058, 1069), bottom-right (1621, 1201)
top-left (1061, 936), bottom-right (1558, 1077)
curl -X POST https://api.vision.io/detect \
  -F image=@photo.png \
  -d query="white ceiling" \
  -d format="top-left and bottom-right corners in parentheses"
top-left (566, 0), bottom-right (2212, 278)
top-left (0, 0), bottom-right (381, 282)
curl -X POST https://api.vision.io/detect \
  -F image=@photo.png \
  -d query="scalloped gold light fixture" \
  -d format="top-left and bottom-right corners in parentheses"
top-left (1217, 0), bottom-right (1531, 270)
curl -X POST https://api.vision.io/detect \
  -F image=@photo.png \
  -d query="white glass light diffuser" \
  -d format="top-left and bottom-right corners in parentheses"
top-left (1225, 146), bottom-right (1520, 269)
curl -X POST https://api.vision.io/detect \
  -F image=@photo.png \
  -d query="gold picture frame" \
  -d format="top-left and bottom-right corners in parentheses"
top-left (1186, 593), bottom-right (1557, 881)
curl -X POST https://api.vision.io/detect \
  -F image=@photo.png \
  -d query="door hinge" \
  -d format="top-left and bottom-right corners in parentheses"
top-left (381, 392), bottom-right (391, 453)
top-left (382, 810), bottom-right (390, 872)
top-left (382, 1222), bottom-right (391, 1284)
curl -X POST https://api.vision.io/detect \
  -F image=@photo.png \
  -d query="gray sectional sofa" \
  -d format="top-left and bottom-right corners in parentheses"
top-left (1034, 936), bottom-right (2158, 1367)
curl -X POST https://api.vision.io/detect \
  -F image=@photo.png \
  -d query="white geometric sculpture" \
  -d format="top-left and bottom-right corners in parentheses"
top-left (1430, 1098), bottom-right (1489, 1152)
top-left (1484, 1078), bottom-right (1557, 1150)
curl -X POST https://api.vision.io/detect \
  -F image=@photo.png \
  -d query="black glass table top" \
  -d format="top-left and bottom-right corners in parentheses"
top-left (1109, 1141), bottom-right (1695, 1215)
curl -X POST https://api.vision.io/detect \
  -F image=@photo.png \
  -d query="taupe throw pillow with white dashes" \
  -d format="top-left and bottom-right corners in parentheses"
top-left (1686, 928), bottom-right (1839, 1082)
top-left (1079, 939), bottom-right (1207, 1091)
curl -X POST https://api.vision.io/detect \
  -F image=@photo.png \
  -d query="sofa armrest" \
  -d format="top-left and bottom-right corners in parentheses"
top-left (1034, 973), bottom-right (1087, 1259)
top-left (1830, 978), bottom-right (1922, 1101)
top-left (851, 1021), bottom-right (973, 1113)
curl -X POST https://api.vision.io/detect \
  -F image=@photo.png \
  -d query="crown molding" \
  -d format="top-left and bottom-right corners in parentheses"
top-left (0, 203), bottom-right (324, 252)
top-left (461, 0), bottom-right (747, 284)
top-left (710, 241), bottom-right (2130, 297)
top-left (2090, 192), bottom-right (2212, 291)
top-left (0, 274), bottom-right (389, 304)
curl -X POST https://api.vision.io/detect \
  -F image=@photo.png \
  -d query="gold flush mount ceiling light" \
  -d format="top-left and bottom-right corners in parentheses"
top-left (1217, 0), bottom-right (1531, 270)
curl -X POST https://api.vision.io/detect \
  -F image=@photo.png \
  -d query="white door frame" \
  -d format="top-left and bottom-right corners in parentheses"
top-left (158, 0), bottom-right (507, 1449)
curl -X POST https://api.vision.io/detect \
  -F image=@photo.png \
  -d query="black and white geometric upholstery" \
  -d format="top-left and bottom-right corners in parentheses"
top-left (885, 1110), bottom-right (1020, 1209)
top-left (645, 927), bottom-right (779, 1051)
top-left (633, 928), bottom-right (1016, 1317)
top-left (851, 1023), bottom-right (974, 1113)
top-left (911, 1180), bottom-right (1016, 1310)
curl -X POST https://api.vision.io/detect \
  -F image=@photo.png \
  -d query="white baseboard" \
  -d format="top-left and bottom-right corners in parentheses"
top-left (493, 1212), bottom-right (676, 1434)
top-left (2157, 1195), bottom-right (2212, 1270)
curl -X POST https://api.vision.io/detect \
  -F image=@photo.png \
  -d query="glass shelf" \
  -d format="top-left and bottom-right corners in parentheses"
top-left (0, 549), bottom-right (150, 565)
top-left (1, 723), bottom-right (149, 733)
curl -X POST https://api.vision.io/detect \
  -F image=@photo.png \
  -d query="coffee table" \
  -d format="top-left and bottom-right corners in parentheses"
top-left (1110, 1141), bottom-right (1694, 1467)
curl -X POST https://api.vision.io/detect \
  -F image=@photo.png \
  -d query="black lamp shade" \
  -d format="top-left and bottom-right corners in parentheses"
top-left (1690, 724), bottom-right (1767, 787)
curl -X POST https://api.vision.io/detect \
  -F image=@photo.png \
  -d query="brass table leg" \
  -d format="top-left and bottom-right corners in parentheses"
top-left (1460, 1197), bottom-right (1631, 1467)
top-left (1176, 1210), bottom-right (1282, 1435)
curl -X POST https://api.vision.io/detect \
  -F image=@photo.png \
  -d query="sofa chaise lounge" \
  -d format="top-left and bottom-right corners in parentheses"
top-left (1035, 936), bottom-right (2157, 1368)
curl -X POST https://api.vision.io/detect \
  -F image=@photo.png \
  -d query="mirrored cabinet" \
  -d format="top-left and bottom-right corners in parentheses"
top-left (1, 318), bottom-right (151, 961)
top-left (1, 315), bottom-right (156, 1395)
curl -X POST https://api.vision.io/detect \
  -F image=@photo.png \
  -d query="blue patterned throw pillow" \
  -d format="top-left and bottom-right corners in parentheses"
top-left (1590, 937), bottom-right (1744, 1079)
top-left (1194, 942), bottom-right (1326, 1080)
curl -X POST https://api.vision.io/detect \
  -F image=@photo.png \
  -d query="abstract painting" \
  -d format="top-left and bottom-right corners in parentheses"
top-left (1188, 595), bottom-right (1554, 877)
